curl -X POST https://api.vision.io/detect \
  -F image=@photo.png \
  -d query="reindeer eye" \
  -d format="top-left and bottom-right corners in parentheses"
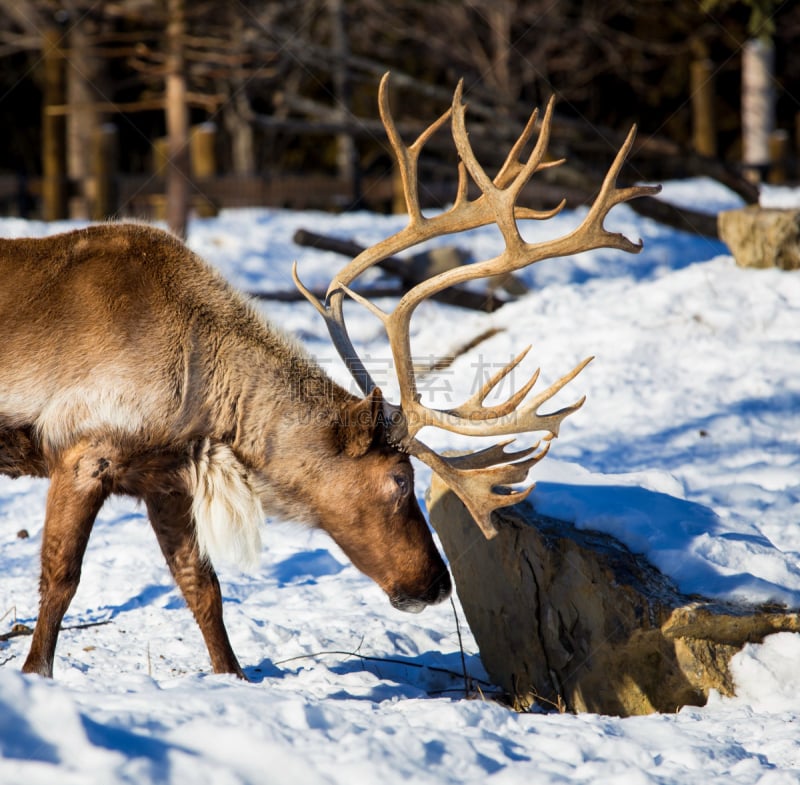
top-left (393, 473), bottom-right (410, 496)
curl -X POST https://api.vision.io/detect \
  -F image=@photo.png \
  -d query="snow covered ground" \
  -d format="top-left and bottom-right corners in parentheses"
top-left (1, 177), bottom-right (799, 784)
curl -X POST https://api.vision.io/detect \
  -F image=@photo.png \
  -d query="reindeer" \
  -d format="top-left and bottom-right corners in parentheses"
top-left (0, 75), bottom-right (657, 678)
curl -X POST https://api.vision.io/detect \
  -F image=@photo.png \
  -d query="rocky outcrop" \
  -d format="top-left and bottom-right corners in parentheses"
top-left (428, 476), bottom-right (800, 716)
top-left (718, 206), bottom-right (800, 270)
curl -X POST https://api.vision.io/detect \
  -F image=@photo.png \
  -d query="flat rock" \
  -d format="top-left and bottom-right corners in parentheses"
top-left (718, 206), bottom-right (800, 270)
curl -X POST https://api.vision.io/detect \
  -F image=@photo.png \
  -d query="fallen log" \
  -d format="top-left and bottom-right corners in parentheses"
top-left (626, 195), bottom-right (721, 239)
top-left (427, 475), bottom-right (800, 716)
top-left (249, 284), bottom-right (404, 302)
top-left (293, 228), bottom-right (524, 311)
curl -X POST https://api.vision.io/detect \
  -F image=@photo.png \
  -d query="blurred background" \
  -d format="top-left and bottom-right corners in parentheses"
top-left (0, 0), bottom-right (797, 237)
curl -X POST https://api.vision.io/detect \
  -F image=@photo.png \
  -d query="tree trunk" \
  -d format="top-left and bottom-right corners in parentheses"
top-left (164, 0), bottom-right (190, 239)
top-left (41, 27), bottom-right (67, 222)
top-left (487, 0), bottom-right (515, 113)
top-left (328, 0), bottom-right (360, 208)
top-left (742, 37), bottom-right (775, 182)
top-left (221, 11), bottom-right (256, 177)
top-left (224, 93), bottom-right (256, 177)
top-left (66, 16), bottom-right (107, 219)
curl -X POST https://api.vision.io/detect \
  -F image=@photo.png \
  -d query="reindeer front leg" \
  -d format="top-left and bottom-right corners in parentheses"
top-left (23, 442), bottom-right (112, 677)
top-left (144, 490), bottom-right (245, 679)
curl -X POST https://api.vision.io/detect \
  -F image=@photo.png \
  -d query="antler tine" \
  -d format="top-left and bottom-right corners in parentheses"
top-left (494, 104), bottom-right (541, 187)
top-left (506, 95), bottom-right (559, 197)
top-left (292, 264), bottom-right (378, 396)
top-left (452, 89), bottom-right (559, 218)
top-left (577, 124), bottom-right (662, 252)
top-left (511, 355), bottom-right (594, 437)
top-left (449, 345), bottom-right (537, 418)
top-left (398, 355), bottom-right (593, 442)
top-left (453, 160), bottom-right (470, 209)
top-left (410, 439), bottom-right (552, 538)
top-left (378, 72), bottom-right (451, 226)
top-left (449, 80), bottom-right (495, 197)
top-left (489, 96), bottom-right (570, 220)
top-left (453, 357), bottom-right (587, 432)
top-left (443, 439), bottom-right (543, 470)
top-left (515, 199), bottom-right (567, 223)
top-left (338, 281), bottom-right (390, 323)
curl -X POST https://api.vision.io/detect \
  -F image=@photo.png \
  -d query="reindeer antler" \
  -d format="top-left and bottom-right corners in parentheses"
top-left (294, 73), bottom-right (660, 539)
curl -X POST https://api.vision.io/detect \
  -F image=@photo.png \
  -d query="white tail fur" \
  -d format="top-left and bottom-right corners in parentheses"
top-left (188, 439), bottom-right (264, 570)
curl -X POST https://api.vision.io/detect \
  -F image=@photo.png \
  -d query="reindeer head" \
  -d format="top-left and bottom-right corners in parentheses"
top-left (311, 387), bottom-right (451, 613)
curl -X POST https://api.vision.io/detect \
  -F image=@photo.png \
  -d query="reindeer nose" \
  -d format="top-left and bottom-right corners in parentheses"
top-left (433, 570), bottom-right (452, 603)
top-left (390, 570), bottom-right (451, 613)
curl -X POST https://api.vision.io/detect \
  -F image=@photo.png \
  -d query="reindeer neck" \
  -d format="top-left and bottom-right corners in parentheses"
top-left (203, 310), bottom-right (355, 468)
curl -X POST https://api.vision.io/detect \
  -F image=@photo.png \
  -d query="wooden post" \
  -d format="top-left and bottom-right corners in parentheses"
top-left (190, 123), bottom-right (217, 217)
top-left (42, 28), bottom-right (67, 222)
top-left (795, 112), bottom-right (800, 181)
top-left (190, 123), bottom-right (216, 178)
top-left (146, 137), bottom-right (168, 220)
top-left (767, 130), bottom-right (789, 184)
top-left (796, 112), bottom-right (800, 158)
top-left (690, 59), bottom-right (717, 157)
top-left (91, 124), bottom-right (118, 221)
top-left (153, 137), bottom-right (169, 177)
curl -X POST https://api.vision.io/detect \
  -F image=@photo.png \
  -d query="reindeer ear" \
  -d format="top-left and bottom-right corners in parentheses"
top-left (339, 387), bottom-right (386, 458)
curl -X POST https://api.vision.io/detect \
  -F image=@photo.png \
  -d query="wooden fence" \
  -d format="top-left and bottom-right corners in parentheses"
top-left (0, 170), bottom-right (407, 221)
